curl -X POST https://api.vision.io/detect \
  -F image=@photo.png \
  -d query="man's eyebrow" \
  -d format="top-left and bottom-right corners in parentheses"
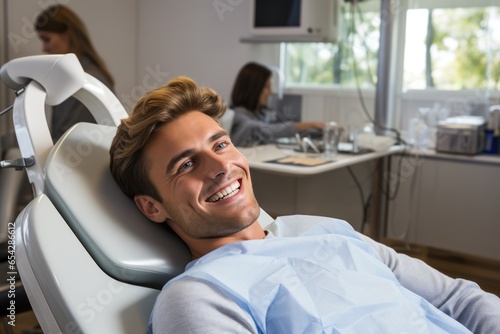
top-left (166, 149), bottom-right (194, 175)
top-left (165, 130), bottom-right (229, 174)
top-left (210, 130), bottom-right (228, 142)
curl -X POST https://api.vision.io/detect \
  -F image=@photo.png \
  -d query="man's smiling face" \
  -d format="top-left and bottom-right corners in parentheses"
top-left (140, 111), bottom-right (260, 239)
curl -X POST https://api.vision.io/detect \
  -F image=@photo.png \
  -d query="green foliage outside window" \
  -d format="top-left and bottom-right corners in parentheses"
top-left (284, 5), bottom-right (380, 88)
top-left (283, 3), bottom-right (500, 92)
top-left (425, 7), bottom-right (500, 90)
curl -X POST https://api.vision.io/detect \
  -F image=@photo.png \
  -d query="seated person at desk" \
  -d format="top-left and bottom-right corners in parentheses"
top-left (109, 76), bottom-right (500, 333)
top-left (230, 62), bottom-right (324, 147)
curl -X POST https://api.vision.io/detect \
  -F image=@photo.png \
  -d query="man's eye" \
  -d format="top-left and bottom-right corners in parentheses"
top-left (179, 160), bottom-right (193, 172)
top-left (216, 141), bottom-right (228, 150)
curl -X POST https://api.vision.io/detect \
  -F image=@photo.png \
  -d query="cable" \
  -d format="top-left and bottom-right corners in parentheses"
top-left (345, 1), bottom-right (408, 207)
top-left (347, 1), bottom-right (408, 146)
top-left (346, 166), bottom-right (370, 232)
top-left (382, 150), bottom-right (403, 201)
top-left (404, 156), bottom-right (420, 249)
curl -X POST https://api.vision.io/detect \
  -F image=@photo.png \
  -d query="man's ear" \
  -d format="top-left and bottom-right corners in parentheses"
top-left (134, 195), bottom-right (169, 223)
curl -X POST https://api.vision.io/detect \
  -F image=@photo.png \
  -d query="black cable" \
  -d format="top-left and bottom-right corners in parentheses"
top-left (381, 150), bottom-right (404, 201)
top-left (381, 145), bottom-right (423, 202)
top-left (346, 1), bottom-right (408, 206)
top-left (348, 1), bottom-right (408, 146)
top-left (346, 166), bottom-right (370, 230)
top-left (362, 193), bottom-right (372, 232)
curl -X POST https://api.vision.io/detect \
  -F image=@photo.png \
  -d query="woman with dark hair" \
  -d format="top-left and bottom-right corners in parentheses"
top-left (35, 4), bottom-right (114, 141)
top-left (230, 62), bottom-right (323, 147)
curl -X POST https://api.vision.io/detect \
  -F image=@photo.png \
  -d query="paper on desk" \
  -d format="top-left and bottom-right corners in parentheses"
top-left (267, 156), bottom-right (331, 167)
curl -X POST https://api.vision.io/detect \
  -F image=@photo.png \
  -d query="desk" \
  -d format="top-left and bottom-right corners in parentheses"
top-left (238, 143), bottom-right (405, 240)
top-left (238, 144), bottom-right (405, 176)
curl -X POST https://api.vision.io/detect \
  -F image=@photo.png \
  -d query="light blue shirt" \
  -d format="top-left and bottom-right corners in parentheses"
top-left (150, 216), bottom-right (473, 333)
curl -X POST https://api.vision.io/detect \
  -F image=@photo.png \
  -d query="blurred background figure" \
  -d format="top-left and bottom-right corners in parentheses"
top-left (229, 62), bottom-right (324, 147)
top-left (35, 4), bottom-right (115, 141)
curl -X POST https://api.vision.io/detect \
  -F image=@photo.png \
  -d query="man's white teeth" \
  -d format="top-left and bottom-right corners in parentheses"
top-left (208, 181), bottom-right (240, 202)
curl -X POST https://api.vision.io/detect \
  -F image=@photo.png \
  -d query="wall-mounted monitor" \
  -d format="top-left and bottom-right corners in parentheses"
top-left (247, 0), bottom-right (339, 43)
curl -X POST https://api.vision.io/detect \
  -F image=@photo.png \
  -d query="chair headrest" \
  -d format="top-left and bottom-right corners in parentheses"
top-left (219, 108), bottom-right (235, 135)
top-left (0, 54), bottom-right (85, 106)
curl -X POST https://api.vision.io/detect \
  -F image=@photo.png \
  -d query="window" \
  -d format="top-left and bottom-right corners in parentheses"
top-left (282, 1), bottom-right (381, 88)
top-left (282, 0), bottom-right (500, 92)
top-left (399, 1), bottom-right (500, 137)
top-left (404, 5), bottom-right (500, 91)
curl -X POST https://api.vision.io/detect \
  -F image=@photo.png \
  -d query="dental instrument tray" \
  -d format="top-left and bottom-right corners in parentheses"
top-left (274, 137), bottom-right (373, 154)
top-left (265, 155), bottom-right (333, 167)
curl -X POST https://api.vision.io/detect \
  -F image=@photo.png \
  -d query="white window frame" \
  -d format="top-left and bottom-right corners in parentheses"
top-left (395, 0), bottom-right (500, 131)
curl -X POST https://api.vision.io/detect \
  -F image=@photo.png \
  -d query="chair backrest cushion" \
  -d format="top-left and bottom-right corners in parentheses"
top-left (45, 123), bottom-right (191, 289)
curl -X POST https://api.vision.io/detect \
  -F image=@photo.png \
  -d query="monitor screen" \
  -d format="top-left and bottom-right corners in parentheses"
top-left (254, 0), bottom-right (301, 28)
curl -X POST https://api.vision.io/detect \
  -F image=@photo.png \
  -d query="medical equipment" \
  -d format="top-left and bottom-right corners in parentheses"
top-left (436, 116), bottom-right (486, 155)
top-left (0, 54), bottom-right (274, 333)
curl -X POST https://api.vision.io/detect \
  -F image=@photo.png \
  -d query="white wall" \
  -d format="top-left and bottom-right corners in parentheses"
top-left (136, 0), bottom-right (280, 104)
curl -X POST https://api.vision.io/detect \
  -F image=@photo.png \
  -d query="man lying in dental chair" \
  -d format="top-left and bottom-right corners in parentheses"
top-left (109, 76), bottom-right (500, 334)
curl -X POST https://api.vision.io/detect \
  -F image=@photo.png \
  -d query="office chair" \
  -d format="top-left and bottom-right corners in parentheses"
top-left (0, 54), bottom-right (274, 333)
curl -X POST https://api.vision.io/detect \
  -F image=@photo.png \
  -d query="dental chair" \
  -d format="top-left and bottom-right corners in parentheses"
top-left (0, 54), bottom-right (274, 333)
top-left (0, 147), bottom-right (28, 252)
top-left (219, 107), bottom-right (235, 135)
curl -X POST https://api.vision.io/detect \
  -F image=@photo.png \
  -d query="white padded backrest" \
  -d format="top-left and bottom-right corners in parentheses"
top-left (44, 123), bottom-right (191, 289)
top-left (219, 108), bottom-right (235, 135)
top-left (44, 123), bottom-right (274, 289)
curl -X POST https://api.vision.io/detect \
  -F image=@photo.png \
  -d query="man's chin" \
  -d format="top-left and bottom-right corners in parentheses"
top-left (205, 216), bottom-right (259, 239)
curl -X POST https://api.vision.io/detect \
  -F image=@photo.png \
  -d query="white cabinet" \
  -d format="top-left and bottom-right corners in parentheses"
top-left (251, 160), bottom-right (376, 233)
top-left (386, 152), bottom-right (500, 261)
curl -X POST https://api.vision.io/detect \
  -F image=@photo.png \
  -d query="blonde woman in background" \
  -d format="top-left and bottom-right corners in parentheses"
top-left (35, 4), bottom-right (114, 141)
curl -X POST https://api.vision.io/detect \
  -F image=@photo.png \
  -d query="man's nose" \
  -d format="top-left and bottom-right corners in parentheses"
top-left (205, 153), bottom-right (231, 179)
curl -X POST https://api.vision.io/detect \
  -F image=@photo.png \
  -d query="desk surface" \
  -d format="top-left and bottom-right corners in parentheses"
top-left (238, 144), bottom-right (405, 176)
top-left (404, 148), bottom-right (500, 166)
